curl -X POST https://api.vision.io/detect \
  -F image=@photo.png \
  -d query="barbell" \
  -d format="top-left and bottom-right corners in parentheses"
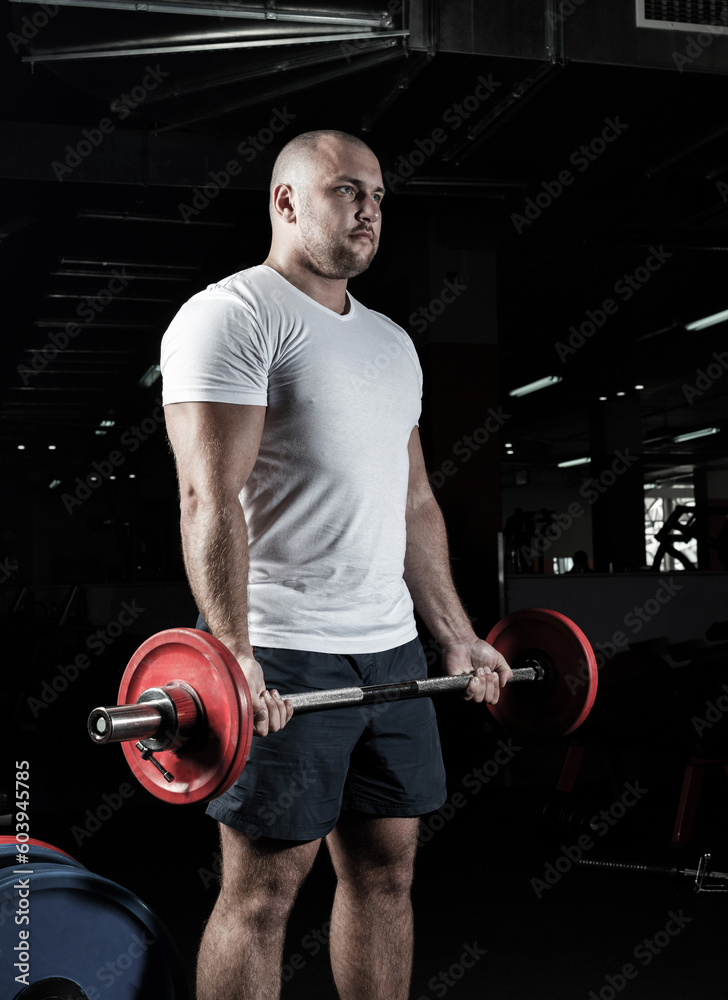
top-left (87, 608), bottom-right (598, 806)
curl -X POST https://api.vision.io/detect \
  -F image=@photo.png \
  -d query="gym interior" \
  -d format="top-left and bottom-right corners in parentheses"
top-left (2, 2), bottom-right (728, 997)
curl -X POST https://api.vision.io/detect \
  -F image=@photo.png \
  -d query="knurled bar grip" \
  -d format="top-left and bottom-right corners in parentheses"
top-left (285, 666), bottom-right (538, 713)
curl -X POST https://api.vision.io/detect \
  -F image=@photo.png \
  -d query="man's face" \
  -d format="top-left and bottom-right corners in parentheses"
top-left (294, 140), bottom-right (384, 280)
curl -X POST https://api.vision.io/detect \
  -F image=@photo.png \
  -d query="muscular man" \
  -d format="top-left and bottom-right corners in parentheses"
top-left (161, 129), bottom-right (511, 1000)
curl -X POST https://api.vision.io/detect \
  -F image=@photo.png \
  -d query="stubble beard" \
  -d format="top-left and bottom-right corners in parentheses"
top-left (297, 214), bottom-right (378, 280)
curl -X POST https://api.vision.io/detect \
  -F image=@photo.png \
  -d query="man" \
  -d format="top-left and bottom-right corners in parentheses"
top-left (161, 130), bottom-right (511, 1000)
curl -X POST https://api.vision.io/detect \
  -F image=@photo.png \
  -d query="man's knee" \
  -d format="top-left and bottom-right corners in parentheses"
top-left (337, 852), bottom-right (416, 897)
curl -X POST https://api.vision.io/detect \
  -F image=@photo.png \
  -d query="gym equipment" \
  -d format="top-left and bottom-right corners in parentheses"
top-left (87, 608), bottom-right (598, 805)
top-left (576, 853), bottom-right (728, 893)
top-left (0, 838), bottom-right (188, 999)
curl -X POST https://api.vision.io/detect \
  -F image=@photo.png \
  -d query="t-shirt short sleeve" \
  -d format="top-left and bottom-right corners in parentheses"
top-left (161, 287), bottom-right (270, 406)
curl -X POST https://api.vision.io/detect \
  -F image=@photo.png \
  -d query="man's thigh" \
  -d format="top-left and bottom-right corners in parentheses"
top-left (218, 823), bottom-right (322, 899)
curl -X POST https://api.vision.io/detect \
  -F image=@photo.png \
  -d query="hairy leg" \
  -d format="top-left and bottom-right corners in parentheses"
top-left (326, 814), bottom-right (419, 1000)
top-left (196, 824), bottom-right (321, 1000)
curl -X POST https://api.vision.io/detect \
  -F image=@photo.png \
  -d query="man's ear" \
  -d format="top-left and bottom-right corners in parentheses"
top-left (272, 183), bottom-right (296, 222)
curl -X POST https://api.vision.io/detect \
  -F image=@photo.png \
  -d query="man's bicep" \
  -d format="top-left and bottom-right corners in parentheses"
top-left (164, 401), bottom-right (266, 498)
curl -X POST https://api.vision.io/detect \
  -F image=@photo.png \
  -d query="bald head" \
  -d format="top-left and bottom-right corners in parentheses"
top-left (265, 130), bottom-right (383, 285)
top-left (269, 130), bottom-right (374, 219)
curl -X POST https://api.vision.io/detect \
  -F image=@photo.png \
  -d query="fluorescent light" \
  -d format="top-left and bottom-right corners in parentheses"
top-left (673, 427), bottom-right (720, 443)
top-left (49, 479), bottom-right (62, 490)
top-left (509, 375), bottom-right (562, 397)
top-left (634, 384), bottom-right (644, 390)
top-left (616, 391), bottom-right (626, 397)
top-left (598, 396), bottom-right (607, 401)
top-left (139, 364), bottom-right (161, 388)
top-left (558, 457), bottom-right (591, 468)
top-left (685, 308), bottom-right (728, 331)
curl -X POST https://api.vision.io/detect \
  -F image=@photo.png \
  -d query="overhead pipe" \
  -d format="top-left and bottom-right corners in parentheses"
top-left (23, 28), bottom-right (409, 62)
top-left (152, 43), bottom-right (406, 133)
top-left (9, 0), bottom-right (395, 29)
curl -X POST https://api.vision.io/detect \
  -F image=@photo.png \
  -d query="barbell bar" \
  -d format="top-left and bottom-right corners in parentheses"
top-left (86, 608), bottom-right (598, 805)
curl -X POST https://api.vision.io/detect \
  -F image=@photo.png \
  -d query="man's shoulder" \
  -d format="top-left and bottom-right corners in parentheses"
top-left (200, 263), bottom-right (275, 304)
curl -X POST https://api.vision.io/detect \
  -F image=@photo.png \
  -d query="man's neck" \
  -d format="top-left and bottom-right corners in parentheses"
top-left (262, 255), bottom-right (350, 315)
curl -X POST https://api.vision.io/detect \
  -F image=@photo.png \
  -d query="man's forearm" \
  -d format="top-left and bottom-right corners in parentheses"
top-left (180, 496), bottom-right (252, 660)
top-left (403, 495), bottom-right (476, 647)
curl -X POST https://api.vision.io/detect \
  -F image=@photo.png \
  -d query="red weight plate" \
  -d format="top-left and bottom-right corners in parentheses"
top-left (485, 608), bottom-right (597, 737)
top-left (119, 628), bottom-right (253, 805)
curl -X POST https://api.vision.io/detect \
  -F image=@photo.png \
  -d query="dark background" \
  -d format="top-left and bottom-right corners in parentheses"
top-left (2, 2), bottom-right (728, 998)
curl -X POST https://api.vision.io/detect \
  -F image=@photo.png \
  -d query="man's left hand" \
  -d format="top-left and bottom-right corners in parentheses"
top-left (441, 638), bottom-right (513, 705)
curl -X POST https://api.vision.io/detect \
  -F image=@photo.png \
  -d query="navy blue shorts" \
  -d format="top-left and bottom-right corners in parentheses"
top-left (204, 636), bottom-right (448, 842)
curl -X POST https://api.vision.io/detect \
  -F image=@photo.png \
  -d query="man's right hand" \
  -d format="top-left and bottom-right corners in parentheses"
top-left (238, 654), bottom-right (294, 737)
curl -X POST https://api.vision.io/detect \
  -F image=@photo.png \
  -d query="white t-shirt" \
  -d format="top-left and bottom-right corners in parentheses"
top-left (161, 264), bottom-right (422, 653)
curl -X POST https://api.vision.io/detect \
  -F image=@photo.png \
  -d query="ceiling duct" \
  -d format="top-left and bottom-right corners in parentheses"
top-left (423, 0), bottom-right (728, 74)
